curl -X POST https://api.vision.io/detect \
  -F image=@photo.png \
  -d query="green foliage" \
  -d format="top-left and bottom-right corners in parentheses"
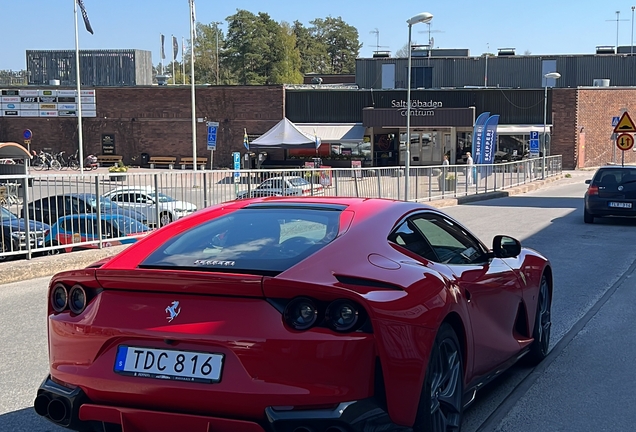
top-left (160, 11), bottom-right (361, 85)
top-left (108, 161), bottom-right (128, 173)
top-left (270, 22), bottom-right (303, 84)
top-left (309, 17), bottom-right (362, 74)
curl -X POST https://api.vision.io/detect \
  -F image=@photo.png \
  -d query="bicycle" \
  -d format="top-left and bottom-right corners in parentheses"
top-left (55, 151), bottom-right (69, 170)
top-left (67, 149), bottom-right (80, 170)
top-left (32, 151), bottom-right (62, 171)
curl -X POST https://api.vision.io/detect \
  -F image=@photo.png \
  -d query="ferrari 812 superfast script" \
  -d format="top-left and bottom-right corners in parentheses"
top-left (35, 197), bottom-right (553, 432)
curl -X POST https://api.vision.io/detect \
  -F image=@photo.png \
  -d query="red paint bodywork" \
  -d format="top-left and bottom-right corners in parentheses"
top-left (44, 197), bottom-right (551, 430)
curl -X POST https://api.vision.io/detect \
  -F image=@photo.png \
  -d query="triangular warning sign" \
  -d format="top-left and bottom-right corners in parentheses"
top-left (614, 112), bottom-right (636, 133)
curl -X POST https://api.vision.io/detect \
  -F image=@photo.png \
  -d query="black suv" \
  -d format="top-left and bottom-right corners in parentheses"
top-left (584, 166), bottom-right (636, 223)
top-left (1, 206), bottom-right (50, 262)
top-left (22, 194), bottom-right (147, 226)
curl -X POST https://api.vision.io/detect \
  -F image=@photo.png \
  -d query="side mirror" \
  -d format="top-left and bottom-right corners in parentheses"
top-left (492, 235), bottom-right (522, 258)
top-left (585, 179), bottom-right (591, 185)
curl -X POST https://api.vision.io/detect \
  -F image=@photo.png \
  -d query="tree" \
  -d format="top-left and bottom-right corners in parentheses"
top-left (193, 22), bottom-right (225, 85)
top-left (270, 22), bottom-right (303, 84)
top-left (224, 9), bottom-right (282, 85)
top-left (293, 21), bottom-right (330, 74)
top-left (395, 42), bottom-right (417, 58)
top-left (309, 17), bottom-right (362, 74)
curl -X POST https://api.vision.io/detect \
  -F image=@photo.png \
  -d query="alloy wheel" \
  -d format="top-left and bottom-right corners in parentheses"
top-left (429, 337), bottom-right (462, 432)
top-left (536, 277), bottom-right (552, 355)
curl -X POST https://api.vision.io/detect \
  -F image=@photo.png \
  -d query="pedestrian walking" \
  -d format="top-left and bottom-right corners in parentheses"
top-left (465, 152), bottom-right (474, 185)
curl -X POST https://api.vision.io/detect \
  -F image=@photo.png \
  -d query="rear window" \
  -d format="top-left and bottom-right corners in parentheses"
top-left (140, 206), bottom-right (343, 274)
top-left (289, 177), bottom-right (309, 186)
top-left (593, 168), bottom-right (636, 186)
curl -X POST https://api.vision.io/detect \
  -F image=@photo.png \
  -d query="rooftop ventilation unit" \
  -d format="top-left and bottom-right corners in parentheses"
top-left (595, 46), bottom-right (615, 54)
top-left (372, 51), bottom-right (391, 58)
top-left (497, 48), bottom-right (516, 56)
top-left (593, 79), bottom-right (610, 87)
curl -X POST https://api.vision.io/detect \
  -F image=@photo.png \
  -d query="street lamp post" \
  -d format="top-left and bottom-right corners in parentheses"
top-left (405, 12), bottom-right (433, 201)
top-left (543, 72), bottom-right (561, 179)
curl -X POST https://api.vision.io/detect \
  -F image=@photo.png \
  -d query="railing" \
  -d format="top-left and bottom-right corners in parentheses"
top-left (0, 155), bottom-right (562, 261)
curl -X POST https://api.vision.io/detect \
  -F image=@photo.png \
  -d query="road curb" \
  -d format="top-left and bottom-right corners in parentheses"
top-left (0, 174), bottom-right (573, 285)
top-left (0, 245), bottom-right (129, 285)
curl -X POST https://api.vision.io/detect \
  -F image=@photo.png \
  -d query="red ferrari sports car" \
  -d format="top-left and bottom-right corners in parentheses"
top-left (35, 197), bottom-right (553, 432)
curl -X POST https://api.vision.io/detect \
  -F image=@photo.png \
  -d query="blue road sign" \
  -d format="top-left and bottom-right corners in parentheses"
top-left (530, 131), bottom-right (539, 140)
top-left (233, 152), bottom-right (241, 182)
top-left (207, 121), bottom-right (219, 151)
top-left (23, 129), bottom-right (32, 140)
top-left (530, 139), bottom-right (540, 151)
top-left (612, 116), bottom-right (620, 127)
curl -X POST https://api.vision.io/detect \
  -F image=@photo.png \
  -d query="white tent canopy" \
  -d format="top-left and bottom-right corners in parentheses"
top-left (250, 118), bottom-right (321, 149)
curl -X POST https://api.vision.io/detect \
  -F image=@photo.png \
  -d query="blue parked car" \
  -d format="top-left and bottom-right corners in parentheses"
top-left (0, 206), bottom-right (50, 262)
top-left (22, 193), bottom-right (147, 226)
top-left (45, 213), bottom-right (151, 253)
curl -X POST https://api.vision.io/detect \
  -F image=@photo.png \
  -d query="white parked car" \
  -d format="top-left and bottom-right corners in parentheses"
top-left (103, 186), bottom-right (197, 227)
top-left (237, 176), bottom-right (324, 199)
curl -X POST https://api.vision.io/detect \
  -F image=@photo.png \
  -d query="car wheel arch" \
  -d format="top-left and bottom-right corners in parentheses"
top-left (442, 311), bottom-right (468, 376)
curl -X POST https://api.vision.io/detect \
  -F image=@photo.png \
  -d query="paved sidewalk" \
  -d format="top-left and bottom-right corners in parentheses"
top-left (492, 259), bottom-right (636, 431)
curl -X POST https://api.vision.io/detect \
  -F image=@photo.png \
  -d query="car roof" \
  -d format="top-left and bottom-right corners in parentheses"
top-left (263, 176), bottom-right (304, 181)
top-left (597, 165), bottom-right (636, 170)
top-left (107, 186), bottom-right (154, 192)
top-left (219, 196), bottom-right (437, 215)
top-left (57, 213), bottom-right (130, 221)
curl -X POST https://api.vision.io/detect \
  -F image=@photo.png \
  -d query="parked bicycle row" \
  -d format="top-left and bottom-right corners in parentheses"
top-left (28, 149), bottom-right (100, 171)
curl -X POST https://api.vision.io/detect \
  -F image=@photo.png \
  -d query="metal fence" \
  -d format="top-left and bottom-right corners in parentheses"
top-left (0, 156), bottom-right (561, 261)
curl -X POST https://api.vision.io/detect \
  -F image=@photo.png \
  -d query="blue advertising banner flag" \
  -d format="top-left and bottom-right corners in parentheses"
top-left (481, 115), bottom-right (500, 165)
top-left (472, 112), bottom-right (490, 164)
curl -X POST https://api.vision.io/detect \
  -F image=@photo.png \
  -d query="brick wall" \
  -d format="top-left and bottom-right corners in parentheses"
top-left (577, 88), bottom-right (636, 167)
top-left (551, 88), bottom-right (578, 170)
top-left (0, 86), bottom-right (284, 167)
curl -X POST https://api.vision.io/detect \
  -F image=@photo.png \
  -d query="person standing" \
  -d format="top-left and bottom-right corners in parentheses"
top-left (465, 152), bottom-right (474, 185)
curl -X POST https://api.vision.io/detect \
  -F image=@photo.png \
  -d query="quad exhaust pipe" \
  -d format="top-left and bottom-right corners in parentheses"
top-left (34, 393), bottom-right (71, 426)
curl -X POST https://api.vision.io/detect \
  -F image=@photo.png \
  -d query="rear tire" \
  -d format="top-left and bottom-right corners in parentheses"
top-left (583, 208), bottom-right (594, 224)
top-left (413, 323), bottom-right (463, 432)
top-left (524, 274), bottom-right (552, 366)
top-left (0, 241), bottom-right (13, 262)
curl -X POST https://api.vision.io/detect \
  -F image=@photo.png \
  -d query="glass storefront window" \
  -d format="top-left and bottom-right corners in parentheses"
top-left (331, 142), bottom-right (371, 160)
top-left (498, 135), bottom-right (527, 160)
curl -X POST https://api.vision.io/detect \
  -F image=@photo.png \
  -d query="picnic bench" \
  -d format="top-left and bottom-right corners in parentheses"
top-left (96, 155), bottom-right (123, 167)
top-left (149, 156), bottom-right (177, 169)
top-left (180, 157), bottom-right (208, 170)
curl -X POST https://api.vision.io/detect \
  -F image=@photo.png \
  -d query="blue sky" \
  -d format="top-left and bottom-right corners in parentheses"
top-left (2, 0), bottom-right (635, 71)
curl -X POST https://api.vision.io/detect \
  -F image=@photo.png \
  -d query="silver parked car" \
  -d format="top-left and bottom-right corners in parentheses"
top-left (103, 186), bottom-right (197, 227)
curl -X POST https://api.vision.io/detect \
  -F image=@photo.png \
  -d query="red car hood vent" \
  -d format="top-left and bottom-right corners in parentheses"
top-left (94, 268), bottom-right (265, 297)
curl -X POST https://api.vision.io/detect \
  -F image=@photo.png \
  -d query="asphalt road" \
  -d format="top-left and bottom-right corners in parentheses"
top-left (2, 172), bottom-right (634, 431)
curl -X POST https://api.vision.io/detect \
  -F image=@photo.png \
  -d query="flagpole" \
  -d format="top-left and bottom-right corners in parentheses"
top-left (172, 35), bottom-right (176, 85)
top-left (159, 34), bottom-right (163, 75)
top-left (190, 0), bottom-right (198, 182)
top-left (182, 37), bottom-right (186, 85)
top-left (74, 0), bottom-right (85, 173)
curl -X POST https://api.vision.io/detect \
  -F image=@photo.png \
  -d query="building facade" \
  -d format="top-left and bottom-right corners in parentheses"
top-left (26, 50), bottom-right (153, 87)
top-left (1, 84), bottom-right (634, 170)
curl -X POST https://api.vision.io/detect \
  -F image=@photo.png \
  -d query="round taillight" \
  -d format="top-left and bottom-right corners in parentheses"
top-left (284, 297), bottom-right (318, 331)
top-left (51, 284), bottom-right (68, 313)
top-left (325, 300), bottom-right (360, 333)
top-left (68, 285), bottom-right (87, 315)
